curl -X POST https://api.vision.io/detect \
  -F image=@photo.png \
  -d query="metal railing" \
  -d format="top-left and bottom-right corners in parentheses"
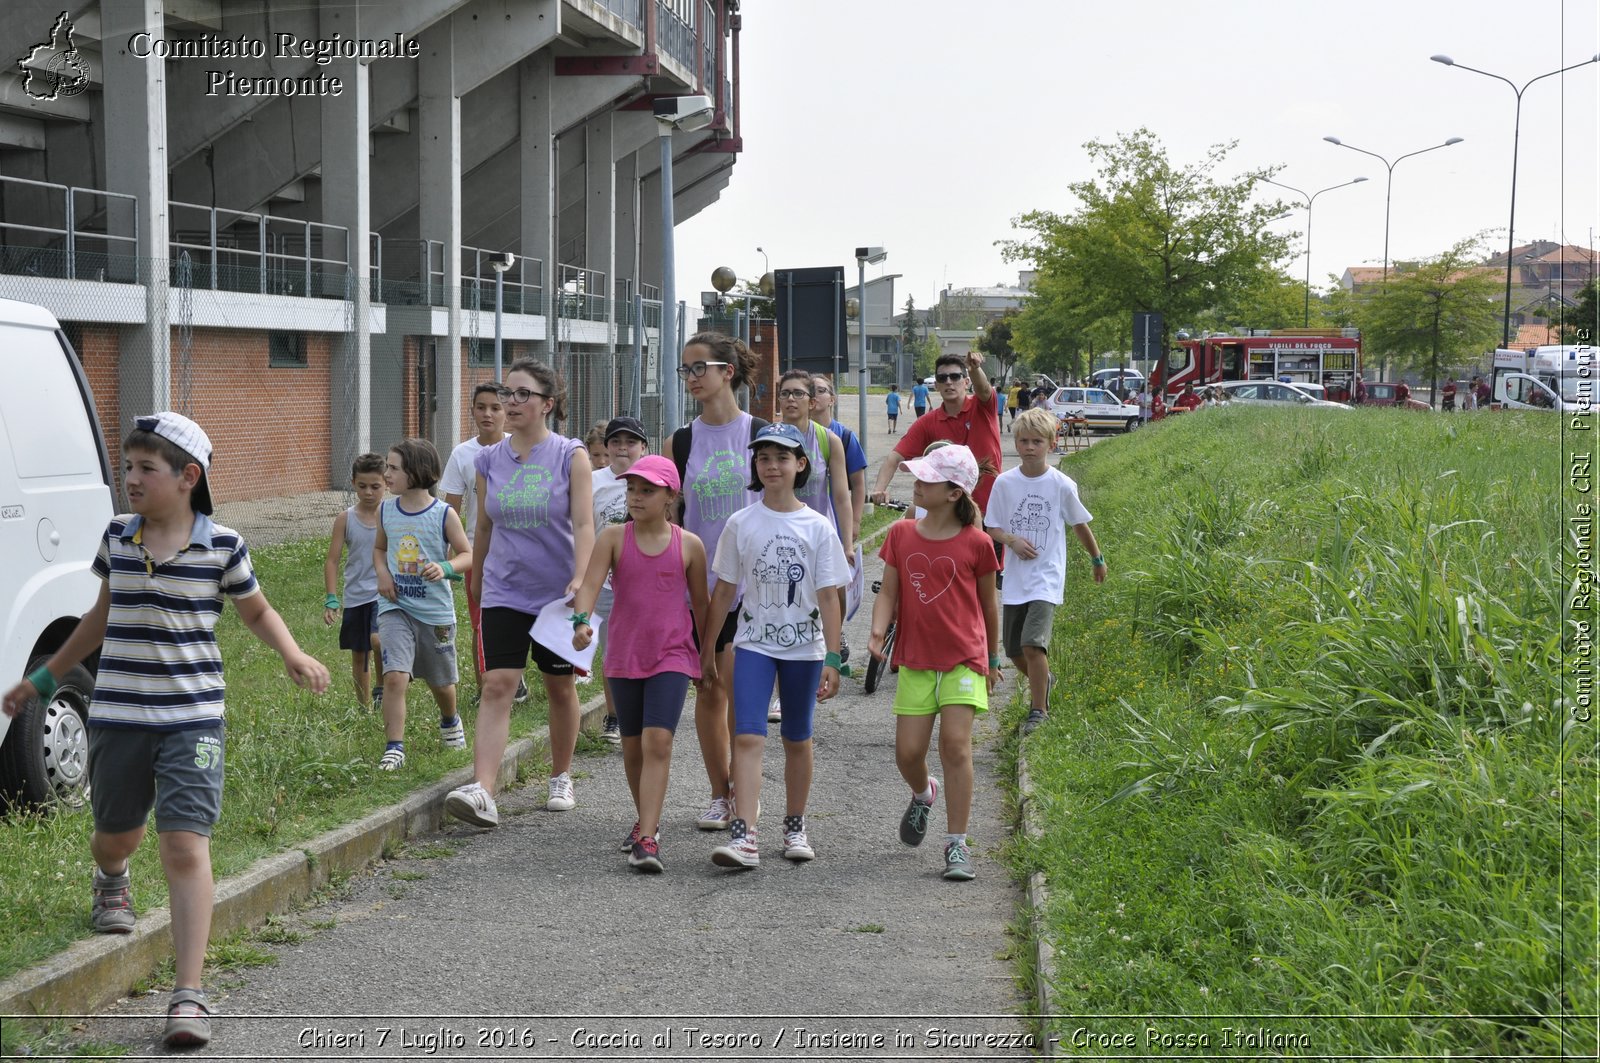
top-left (700, 0), bottom-right (716, 90)
top-left (657, 0), bottom-right (696, 72)
top-left (557, 263), bottom-right (607, 321)
top-left (0, 174), bottom-right (140, 282)
top-left (593, 0), bottom-right (645, 28)
top-left (168, 200), bottom-right (353, 298)
top-left (464, 246), bottom-right (542, 314)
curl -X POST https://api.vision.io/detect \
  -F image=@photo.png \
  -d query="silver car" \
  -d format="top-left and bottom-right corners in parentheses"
top-left (1213, 380), bottom-right (1351, 409)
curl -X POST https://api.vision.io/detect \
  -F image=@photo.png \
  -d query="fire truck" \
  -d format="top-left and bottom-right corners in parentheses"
top-left (1151, 329), bottom-right (1363, 403)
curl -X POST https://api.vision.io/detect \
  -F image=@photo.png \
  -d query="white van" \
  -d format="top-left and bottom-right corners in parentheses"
top-left (1492, 345), bottom-right (1592, 412)
top-left (0, 298), bottom-right (114, 808)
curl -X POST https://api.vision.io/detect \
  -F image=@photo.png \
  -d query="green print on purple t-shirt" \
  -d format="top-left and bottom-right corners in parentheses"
top-left (496, 463), bottom-right (555, 530)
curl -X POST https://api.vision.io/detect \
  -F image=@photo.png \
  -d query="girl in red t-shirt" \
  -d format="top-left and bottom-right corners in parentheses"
top-left (869, 444), bottom-right (1001, 881)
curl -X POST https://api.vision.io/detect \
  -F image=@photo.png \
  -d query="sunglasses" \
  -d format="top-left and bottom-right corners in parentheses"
top-left (935, 372), bottom-right (966, 383)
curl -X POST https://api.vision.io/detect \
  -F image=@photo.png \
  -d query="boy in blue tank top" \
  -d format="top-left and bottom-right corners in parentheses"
top-left (373, 439), bottom-right (473, 771)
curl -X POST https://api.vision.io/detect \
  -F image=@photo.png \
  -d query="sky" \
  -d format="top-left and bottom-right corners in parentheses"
top-left (675, 0), bottom-right (1600, 323)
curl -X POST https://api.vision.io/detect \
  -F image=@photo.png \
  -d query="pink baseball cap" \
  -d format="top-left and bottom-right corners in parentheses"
top-left (620, 454), bottom-right (680, 491)
top-left (900, 443), bottom-right (978, 494)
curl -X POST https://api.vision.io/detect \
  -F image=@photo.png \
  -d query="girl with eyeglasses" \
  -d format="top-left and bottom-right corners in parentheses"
top-left (443, 359), bottom-right (595, 828)
top-left (670, 332), bottom-right (767, 832)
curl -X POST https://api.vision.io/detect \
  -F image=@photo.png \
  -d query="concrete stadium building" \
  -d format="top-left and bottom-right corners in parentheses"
top-left (0, 0), bottom-right (744, 505)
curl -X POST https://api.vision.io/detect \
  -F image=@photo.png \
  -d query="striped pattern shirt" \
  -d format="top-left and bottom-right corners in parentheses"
top-left (89, 514), bottom-right (259, 730)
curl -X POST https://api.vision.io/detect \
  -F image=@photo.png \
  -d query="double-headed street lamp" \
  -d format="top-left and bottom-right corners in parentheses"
top-left (655, 94), bottom-right (715, 434)
top-left (1322, 135), bottom-right (1463, 285)
top-left (854, 246), bottom-right (887, 460)
top-left (1263, 176), bottom-right (1369, 326)
top-left (1430, 53), bottom-right (1600, 349)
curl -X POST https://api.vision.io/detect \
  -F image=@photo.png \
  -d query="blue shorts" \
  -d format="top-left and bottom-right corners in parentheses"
top-left (607, 673), bottom-right (691, 737)
top-left (731, 648), bottom-right (824, 742)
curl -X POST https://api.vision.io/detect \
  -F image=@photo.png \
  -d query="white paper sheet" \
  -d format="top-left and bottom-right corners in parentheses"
top-left (529, 595), bottom-right (603, 675)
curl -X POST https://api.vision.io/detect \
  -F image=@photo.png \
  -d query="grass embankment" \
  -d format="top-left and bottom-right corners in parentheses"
top-left (1015, 406), bottom-right (1593, 1056)
top-left (0, 538), bottom-right (556, 981)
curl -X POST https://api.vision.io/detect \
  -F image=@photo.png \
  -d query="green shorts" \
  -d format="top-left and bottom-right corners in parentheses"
top-left (892, 664), bottom-right (989, 716)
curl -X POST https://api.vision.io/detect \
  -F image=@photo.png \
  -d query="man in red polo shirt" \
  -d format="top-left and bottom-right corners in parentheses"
top-left (871, 350), bottom-right (1002, 512)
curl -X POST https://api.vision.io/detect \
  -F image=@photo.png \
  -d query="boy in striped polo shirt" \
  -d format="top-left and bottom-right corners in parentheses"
top-left (2, 412), bottom-right (329, 1048)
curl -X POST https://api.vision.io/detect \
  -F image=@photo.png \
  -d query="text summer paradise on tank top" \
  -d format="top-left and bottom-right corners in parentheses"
top-left (475, 431), bottom-right (586, 613)
top-left (604, 524), bottom-right (701, 680)
top-left (680, 412), bottom-right (762, 594)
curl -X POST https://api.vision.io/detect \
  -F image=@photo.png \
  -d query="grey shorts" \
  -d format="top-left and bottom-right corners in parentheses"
top-left (1003, 600), bottom-right (1056, 658)
top-left (89, 723), bottom-right (225, 836)
top-left (377, 609), bottom-right (460, 688)
top-left (594, 585), bottom-right (615, 653)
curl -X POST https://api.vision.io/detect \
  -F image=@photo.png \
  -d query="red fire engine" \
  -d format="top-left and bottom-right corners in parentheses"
top-left (1151, 329), bottom-right (1363, 403)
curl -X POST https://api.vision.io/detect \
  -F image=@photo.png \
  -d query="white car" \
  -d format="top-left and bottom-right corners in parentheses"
top-left (1213, 380), bottom-right (1351, 409)
top-left (0, 298), bottom-right (114, 808)
top-left (1050, 386), bottom-right (1141, 433)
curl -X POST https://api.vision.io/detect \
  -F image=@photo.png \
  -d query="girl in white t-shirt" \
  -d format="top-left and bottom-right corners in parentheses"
top-left (702, 423), bottom-right (849, 869)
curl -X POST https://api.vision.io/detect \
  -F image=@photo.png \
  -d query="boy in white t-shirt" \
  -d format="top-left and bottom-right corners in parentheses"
top-left (984, 408), bottom-right (1106, 735)
top-left (441, 382), bottom-right (508, 694)
top-left (590, 415), bottom-right (649, 743)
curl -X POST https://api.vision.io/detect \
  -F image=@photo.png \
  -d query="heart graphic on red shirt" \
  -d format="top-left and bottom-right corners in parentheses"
top-left (905, 552), bottom-right (956, 604)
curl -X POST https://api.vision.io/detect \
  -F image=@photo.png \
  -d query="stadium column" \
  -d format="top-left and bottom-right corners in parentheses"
top-left (585, 111), bottom-right (616, 426)
top-left (519, 52), bottom-right (557, 358)
top-left (320, 3), bottom-right (372, 480)
top-left (102, 0), bottom-right (171, 435)
top-left (419, 19), bottom-right (463, 451)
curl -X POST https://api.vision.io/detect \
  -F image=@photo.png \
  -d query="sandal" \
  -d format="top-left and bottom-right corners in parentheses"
top-left (164, 986), bottom-right (212, 1047)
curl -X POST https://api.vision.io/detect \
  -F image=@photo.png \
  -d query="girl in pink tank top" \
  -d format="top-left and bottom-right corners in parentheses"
top-left (572, 455), bottom-right (709, 873)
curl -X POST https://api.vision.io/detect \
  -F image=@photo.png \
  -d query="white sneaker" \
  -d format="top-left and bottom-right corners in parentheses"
top-left (697, 796), bottom-right (732, 831)
top-left (783, 830), bottom-right (815, 861)
top-left (767, 696), bottom-right (782, 723)
top-left (547, 772), bottom-right (576, 811)
top-left (444, 783), bottom-right (499, 827)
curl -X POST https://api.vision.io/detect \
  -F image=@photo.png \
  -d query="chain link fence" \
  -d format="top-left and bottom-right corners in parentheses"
top-left (1, 259), bottom-right (699, 548)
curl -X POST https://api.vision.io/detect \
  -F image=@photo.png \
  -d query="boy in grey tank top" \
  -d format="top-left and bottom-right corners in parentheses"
top-left (323, 454), bottom-right (387, 709)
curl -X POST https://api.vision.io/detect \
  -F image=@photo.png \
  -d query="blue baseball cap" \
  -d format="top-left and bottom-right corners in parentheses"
top-left (748, 422), bottom-right (806, 451)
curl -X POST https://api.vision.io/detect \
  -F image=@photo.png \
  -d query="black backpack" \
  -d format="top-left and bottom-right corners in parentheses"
top-left (670, 414), bottom-right (770, 487)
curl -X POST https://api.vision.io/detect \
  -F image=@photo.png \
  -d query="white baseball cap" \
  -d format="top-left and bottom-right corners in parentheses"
top-left (135, 411), bottom-right (214, 514)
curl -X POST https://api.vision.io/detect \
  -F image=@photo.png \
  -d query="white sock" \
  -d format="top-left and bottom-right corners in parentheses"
top-left (945, 832), bottom-right (967, 848)
top-left (914, 783), bottom-right (934, 804)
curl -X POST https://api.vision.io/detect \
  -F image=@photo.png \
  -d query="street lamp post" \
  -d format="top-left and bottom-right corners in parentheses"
top-left (1263, 176), bottom-right (1369, 326)
top-left (1322, 135), bottom-right (1464, 286)
top-left (489, 252), bottom-right (514, 382)
top-left (654, 95), bottom-right (715, 435)
top-left (854, 246), bottom-right (887, 461)
top-left (1431, 53), bottom-right (1600, 349)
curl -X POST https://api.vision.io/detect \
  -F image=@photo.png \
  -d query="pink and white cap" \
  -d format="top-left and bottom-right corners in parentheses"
top-left (899, 443), bottom-right (978, 494)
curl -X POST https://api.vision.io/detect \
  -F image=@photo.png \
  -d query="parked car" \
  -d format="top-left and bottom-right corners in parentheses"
top-left (0, 298), bottom-right (115, 809)
top-left (1050, 386), bottom-right (1141, 433)
top-left (1359, 382), bottom-right (1432, 411)
top-left (1213, 379), bottom-right (1352, 409)
top-left (1090, 367), bottom-right (1146, 395)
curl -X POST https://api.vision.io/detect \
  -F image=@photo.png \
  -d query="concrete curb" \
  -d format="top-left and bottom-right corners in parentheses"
top-left (0, 692), bottom-right (610, 1018)
top-left (1017, 743), bottom-right (1059, 1059)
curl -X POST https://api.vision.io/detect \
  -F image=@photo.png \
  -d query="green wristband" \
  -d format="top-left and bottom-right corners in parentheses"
top-left (570, 611), bottom-right (590, 629)
top-left (1091, 555), bottom-right (1106, 566)
top-left (824, 652), bottom-right (843, 671)
top-left (989, 654), bottom-right (1003, 670)
top-left (28, 667), bottom-right (57, 702)
top-left (324, 593), bottom-right (340, 610)
top-left (440, 560), bottom-right (461, 582)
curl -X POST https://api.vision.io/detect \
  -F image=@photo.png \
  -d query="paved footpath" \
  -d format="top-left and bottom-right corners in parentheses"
top-left (72, 402), bottom-right (1043, 1059)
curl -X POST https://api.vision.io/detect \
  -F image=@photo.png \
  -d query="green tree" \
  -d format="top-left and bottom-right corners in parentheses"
top-left (976, 309), bottom-right (1021, 385)
top-left (1562, 277), bottom-right (1599, 344)
top-left (900, 295), bottom-right (922, 354)
top-left (1360, 237), bottom-right (1502, 406)
top-left (1001, 128), bottom-right (1294, 360)
top-left (913, 334), bottom-right (941, 381)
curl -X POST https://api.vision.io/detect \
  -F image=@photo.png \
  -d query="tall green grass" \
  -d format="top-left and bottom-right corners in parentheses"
top-left (1015, 407), bottom-right (1594, 1057)
top-left (0, 537), bottom-right (554, 981)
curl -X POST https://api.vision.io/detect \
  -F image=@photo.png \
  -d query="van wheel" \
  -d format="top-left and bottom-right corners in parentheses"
top-left (1123, 418), bottom-right (1138, 433)
top-left (0, 661), bottom-right (94, 811)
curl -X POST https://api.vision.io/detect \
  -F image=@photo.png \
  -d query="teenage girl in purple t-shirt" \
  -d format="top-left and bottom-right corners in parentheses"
top-left (672, 332), bottom-right (764, 832)
top-left (443, 359), bottom-right (594, 829)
